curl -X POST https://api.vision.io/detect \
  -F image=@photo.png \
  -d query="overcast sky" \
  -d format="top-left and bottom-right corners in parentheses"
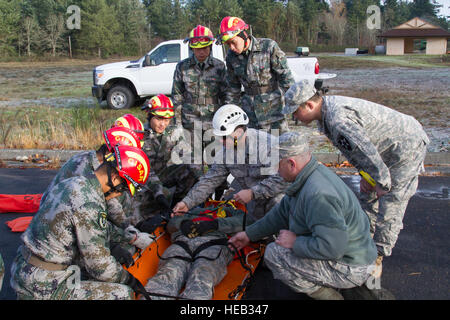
top-left (434, 0), bottom-right (449, 18)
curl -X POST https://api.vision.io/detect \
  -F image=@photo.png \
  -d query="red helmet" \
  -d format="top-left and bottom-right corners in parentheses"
top-left (217, 16), bottom-right (249, 44)
top-left (112, 114), bottom-right (145, 142)
top-left (184, 25), bottom-right (215, 49)
top-left (142, 94), bottom-right (175, 119)
top-left (105, 145), bottom-right (150, 196)
top-left (102, 127), bottom-right (142, 152)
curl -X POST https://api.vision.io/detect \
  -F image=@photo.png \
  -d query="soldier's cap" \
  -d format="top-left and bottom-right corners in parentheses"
top-left (276, 132), bottom-right (310, 159)
top-left (282, 79), bottom-right (317, 115)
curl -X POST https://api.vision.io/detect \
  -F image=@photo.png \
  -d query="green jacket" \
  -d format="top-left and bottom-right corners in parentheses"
top-left (246, 157), bottom-right (377, 266)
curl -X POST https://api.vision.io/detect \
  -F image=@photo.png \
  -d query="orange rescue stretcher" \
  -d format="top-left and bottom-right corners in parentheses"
top-left (125, 199), bottom-right (265, 300)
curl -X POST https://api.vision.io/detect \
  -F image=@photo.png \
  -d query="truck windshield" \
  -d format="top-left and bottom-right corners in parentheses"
top-left (150, 44), bottom-right (180, 65)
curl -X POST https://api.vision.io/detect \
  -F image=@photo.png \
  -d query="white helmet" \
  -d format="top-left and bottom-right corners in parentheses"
top-left (212, 104), bottom-right (249, 136)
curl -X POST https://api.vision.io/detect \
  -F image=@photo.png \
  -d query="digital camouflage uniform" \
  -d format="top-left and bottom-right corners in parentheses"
top-left (10, 175), bottom-right (134, 300)
top-left (41, 150), bottom-right (134, 228)
top-left (182, 128), bottom-right (289, 220)
top-left (226, 36), bottom-right (294, 132)
top-left (144, 205), bottom-right (245, 300)
top-left (319, 96), bottom-right (429, 257)
top-left (245, 132), bottom-right (377, 294)
top-left (133, 125), bottom-right (198, 221)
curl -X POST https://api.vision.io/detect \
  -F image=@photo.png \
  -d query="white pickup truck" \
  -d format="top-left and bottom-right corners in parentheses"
top-left (92, 39), bottom-right (334, 109)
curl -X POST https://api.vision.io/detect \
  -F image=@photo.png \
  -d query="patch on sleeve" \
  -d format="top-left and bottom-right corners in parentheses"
top-left (98, 212), bottom-right (108, 229)
top-left (337, 134), bottom-right (353, 152)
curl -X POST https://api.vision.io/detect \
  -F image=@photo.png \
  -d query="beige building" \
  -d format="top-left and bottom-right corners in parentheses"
top-left (380, 17), bottom-right (450, 55)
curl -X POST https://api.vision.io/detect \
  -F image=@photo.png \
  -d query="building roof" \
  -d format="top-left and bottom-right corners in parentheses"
top-left (380, 28), bottom-right (450, 38)
top-left (380, 17), bottom-right (450, 38)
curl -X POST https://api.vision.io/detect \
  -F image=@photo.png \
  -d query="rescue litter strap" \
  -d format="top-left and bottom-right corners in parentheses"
top-left (156, 237), bottom-right (230, 263)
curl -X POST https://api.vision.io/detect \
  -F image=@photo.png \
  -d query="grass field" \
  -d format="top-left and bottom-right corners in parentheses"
top-left (0, 54), bottom-right (448, 152)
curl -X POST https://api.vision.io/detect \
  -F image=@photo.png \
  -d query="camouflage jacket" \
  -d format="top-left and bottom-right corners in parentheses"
top-left (226, 36), bottom-right (294, 126)
top-left (41, 150), bottom-right (133, 228)
top-left (41, 150), bottom-right (100, 203)
top-left (320, 96), bottom-right (430, 191)
top-left (21, 175), bottom-right (130, 284)
top-left (182, 129), bottom-right (289, 217)
top-left (172, 55), bottom-right (231, 130)
top-left (142, 124), bottom-right (186, 197)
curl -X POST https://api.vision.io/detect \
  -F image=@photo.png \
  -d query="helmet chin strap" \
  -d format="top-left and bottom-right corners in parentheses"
top-left (103, 163), bottom-right (127, 198)
top-left (233, 126), bottom-right (247, 148)
top-left (237, 31), bottom-right (250, 49)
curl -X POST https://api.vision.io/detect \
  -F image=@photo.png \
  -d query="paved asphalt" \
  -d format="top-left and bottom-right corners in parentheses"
top-left (0, 167), bottom-right (448, 300)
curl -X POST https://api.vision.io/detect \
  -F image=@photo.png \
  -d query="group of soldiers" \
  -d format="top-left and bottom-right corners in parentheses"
top-left (4, 16), bottom-right (429, 300)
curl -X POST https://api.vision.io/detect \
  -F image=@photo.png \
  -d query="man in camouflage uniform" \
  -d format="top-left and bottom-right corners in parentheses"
top-left (172, 25), bottom-right (232, 199)
top-left (10, 146), bottom-right (151, 300)
top-left (173, 104), bottom-right (289, 221)
top-left (144, 204), bottom-right (245, 300)
top-left (229, 132), bottom-right (378, 300)
top-left (217, 16), bottom-right (294, 133)
top-left (41, 126), bottom-right (142, 228)
top-left (132, 94), bottom-right (198, 225)
top-left (172, 25), bottom-right (230, 151)
top-left (283, 79), bottom-right (429, 271)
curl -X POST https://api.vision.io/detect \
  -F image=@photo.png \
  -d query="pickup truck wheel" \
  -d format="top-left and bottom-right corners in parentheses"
top-left (106, 85), bottom-right (135, 110)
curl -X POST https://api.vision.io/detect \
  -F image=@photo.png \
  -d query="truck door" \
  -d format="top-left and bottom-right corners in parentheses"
top-left (139, 43), bottom-right (181, 96)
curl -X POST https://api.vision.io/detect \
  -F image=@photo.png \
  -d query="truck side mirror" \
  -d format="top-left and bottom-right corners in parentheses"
top-left (144, 54), bottom-right (151, 67)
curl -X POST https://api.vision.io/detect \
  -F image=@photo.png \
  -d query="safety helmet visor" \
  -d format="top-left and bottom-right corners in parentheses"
top-left (151, 109), bottom-right (175, 119)
top-left (217, 30), bottom-right (241, 44)
top-left (189, 36), bottom-right (214, 48)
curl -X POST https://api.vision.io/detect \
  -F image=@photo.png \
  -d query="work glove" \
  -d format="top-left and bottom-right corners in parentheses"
top-left (125, 226), bottom-right (154, 250)
top-left (180, 219), bottom-right (218, 238)
top-left (126, 271), bottom-right (151, 300)
top-left (135, 215), bottom-right (166, 234)
top-left (110, 243), bottom-right (134, 268)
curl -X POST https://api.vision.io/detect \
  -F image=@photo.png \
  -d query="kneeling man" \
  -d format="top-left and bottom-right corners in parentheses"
top-left (229, 132), bottom-right (377, 300)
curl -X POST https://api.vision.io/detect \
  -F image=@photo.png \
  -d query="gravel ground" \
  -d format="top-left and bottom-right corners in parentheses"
top-left (318, 67), bottom-right (450, 153)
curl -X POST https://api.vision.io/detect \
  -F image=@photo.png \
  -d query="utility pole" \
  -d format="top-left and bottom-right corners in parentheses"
top-left (68, 36), bottom-right (72, 58)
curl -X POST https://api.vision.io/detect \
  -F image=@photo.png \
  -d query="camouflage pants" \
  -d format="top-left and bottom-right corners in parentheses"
top-left (359, 141), bottom-right (427, 257)
top-left (0, 253), bottom-right (4, 292)
top-left (10, 247), bottom-right (134, 300)
top-left (144, 235), bottom-right (233, 300)
top-left (264, 243), bottom-right (374, 294)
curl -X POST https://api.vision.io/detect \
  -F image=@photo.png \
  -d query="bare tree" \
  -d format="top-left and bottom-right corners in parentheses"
top-left (23, 16), bottom-right (40, 57)
top-left (323, 0), bottom-right (347, 46)
top-left (45, 14), bottom-right (65, 57)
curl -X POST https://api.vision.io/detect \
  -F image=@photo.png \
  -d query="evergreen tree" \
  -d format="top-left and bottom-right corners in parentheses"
top-left (74, 0), bottom-right (123, 57)
top-left (0, 0), bottom-right (22, 57)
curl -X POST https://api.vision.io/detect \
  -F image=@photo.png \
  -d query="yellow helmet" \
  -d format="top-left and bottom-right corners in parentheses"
top-left (184, 25), bottom-right (215, 49)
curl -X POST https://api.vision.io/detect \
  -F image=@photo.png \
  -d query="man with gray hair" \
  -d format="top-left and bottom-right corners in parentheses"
top-left (229, 131), bottom-right (378, 300)
top-left (282, 79), bottom-right (429, 277)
